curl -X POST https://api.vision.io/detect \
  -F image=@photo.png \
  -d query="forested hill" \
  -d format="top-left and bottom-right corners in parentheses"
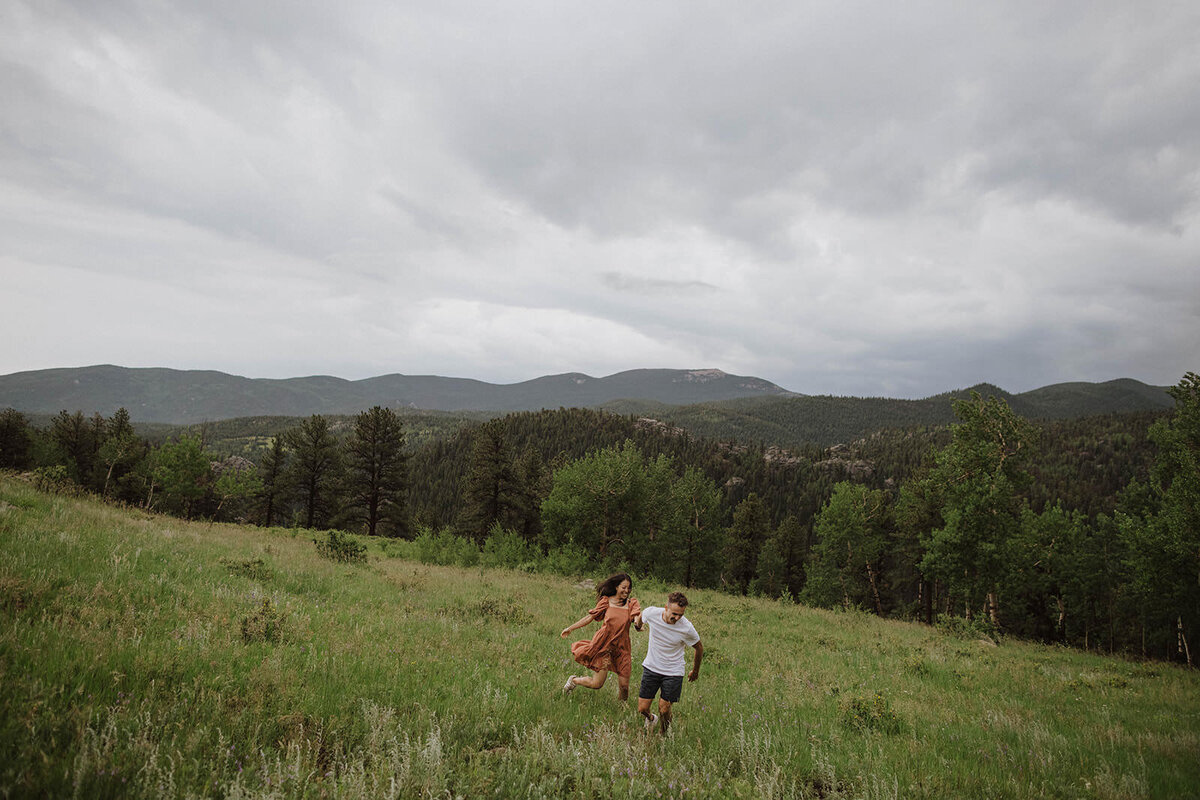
top-left (105, 376), bottom-right (1173, 460)
top-left (408, 405), bottom-right (1167, 531)
top-left (0, 365), bottom-right (793, 423)
top-left (648, 378), bottom-right (1173, 448)
top-left (0, 365), bottom-right (1172, 440)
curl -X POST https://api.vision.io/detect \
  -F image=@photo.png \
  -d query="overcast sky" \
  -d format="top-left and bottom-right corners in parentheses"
top-left (2, 1), bottom-right (1197, 398)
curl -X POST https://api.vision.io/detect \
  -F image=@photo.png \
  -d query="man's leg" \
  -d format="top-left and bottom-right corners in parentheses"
top-left (657, 698), bottom-right (673, 733)
top-left (656, 673), bottom-right (683, 733)
top-left (637, 668), bottom-right (660, 727)
top-left (637, 697), bottom-right (654, 720)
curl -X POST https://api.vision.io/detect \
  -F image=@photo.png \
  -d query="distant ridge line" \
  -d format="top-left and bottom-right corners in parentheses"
top-left (0, 364), bottom-right (798, 423)
top-left (0, 365), bottom-right (1174, 429)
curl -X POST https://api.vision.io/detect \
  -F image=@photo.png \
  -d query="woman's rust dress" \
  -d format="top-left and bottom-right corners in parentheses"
top-left (570, 595), bottom-right (641, 679)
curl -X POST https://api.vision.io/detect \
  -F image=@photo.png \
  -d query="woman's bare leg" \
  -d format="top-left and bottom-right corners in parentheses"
top-left (572, 669), bottom-right (609, 690)
top-left (617, 675), bottom-right (630, 701)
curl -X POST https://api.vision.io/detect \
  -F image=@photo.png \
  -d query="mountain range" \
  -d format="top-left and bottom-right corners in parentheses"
top-left (644, 379), bottom-right (1174, 449)
top-left (0, 366), bottom-right (1175, 437)
top-left (0, 365), bottom-right (796, 423)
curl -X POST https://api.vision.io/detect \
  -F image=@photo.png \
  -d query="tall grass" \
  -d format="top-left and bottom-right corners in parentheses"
top-left (1, 474), bottom-right (1196, 798)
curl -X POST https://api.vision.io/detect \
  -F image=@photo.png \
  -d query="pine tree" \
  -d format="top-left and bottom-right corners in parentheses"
top-left (664, 466), bottom-right (725, 588)
top-left (285, 415), bottom-right (342, 529)
top-left (343, 406), bottom-right (409, 537)
top-left (774, 514), bottom-right (810, 598)
top-left (0, 408), bottom-right (32, 469)
top-left (256, 436), bottom-right (289, 527)
top-left (50, 410), bottom-right (96, 485)
top-left (512, 445), bottom-right (550, 541)
top-left (459, 421), bottom-right (519, 543)
top-left (749, 531), bottom-right (787, 598)
top-left (725, 493), bottom-right (771, 594)
top-left (540, 440), bottom-right (654, 566)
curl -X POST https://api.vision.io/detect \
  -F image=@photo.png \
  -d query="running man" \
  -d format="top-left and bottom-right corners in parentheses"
top-left (637, 591), bottom-right (703, 734)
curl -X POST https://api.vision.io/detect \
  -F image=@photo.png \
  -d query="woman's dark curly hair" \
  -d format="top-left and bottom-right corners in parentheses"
top-left (595, 572), bottom-right (632, 598)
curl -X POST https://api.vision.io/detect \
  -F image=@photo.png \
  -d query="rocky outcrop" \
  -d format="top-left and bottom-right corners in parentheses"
top-left (635, 417), bottom-right (687, 437)
top-left (814, 444), bottom-right (876, 479)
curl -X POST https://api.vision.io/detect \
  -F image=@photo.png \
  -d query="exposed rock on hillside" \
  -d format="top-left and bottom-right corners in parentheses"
top-left (635, 417), bottom-right (687, 437)
top-left (815, 444), bottom-right (876, 479)
top-left (763, 446), bottom-right (806, 467)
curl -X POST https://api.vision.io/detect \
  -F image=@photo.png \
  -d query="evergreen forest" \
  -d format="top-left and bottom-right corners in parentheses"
top-left (1, 372), bottom-right (1196, 667)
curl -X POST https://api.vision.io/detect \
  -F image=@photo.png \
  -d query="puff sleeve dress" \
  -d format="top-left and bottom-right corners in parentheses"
top-left (570, 595), bottom-right (641, 679)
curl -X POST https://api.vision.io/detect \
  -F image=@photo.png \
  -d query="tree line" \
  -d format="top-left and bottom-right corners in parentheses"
top-left (0, 372), bottom-right (1194, 664)
top-left (0, 406), bottom-right (411, 537)
top-left (799, 377), bottom-right (1198, 666)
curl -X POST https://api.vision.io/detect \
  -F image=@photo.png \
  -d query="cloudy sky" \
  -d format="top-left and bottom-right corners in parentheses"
top-left (2, 1), bottom-right (1197, 398)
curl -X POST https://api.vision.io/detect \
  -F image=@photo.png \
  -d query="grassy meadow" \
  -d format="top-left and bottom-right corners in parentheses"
top-left (1, 474), bottom-right (1198, 799)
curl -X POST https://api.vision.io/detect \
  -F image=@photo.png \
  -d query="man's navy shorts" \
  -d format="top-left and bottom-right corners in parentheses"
top-left (638, 667), bottom-right (683, 703)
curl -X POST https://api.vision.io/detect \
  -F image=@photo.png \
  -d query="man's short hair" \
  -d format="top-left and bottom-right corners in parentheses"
top-left (667, 591), bottom-right (689, 608)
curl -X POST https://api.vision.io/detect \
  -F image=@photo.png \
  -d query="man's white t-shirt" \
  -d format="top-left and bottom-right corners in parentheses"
top-left (640, 606), bottom-right (700, 677)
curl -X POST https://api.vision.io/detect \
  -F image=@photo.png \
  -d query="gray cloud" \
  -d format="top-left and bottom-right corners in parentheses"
top-left (1, 0), bottom-right (1197, 398)
top-left (600, 272), bottom-right (718, 294)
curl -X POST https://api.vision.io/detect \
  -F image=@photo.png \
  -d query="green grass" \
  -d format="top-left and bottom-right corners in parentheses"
top-left (1, 475), bottom-right (1197, 799)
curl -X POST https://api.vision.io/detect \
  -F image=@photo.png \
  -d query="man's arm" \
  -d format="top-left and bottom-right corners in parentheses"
top-left (688, 640), bottom-right (703, 681)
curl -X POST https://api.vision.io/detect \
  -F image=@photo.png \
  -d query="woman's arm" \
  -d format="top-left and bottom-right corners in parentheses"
top-left (560, 614), bottom-right (594, 638)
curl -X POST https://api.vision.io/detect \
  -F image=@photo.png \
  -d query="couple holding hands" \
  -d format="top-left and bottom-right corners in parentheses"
top-left (560, 572), bottom-right (703, 735)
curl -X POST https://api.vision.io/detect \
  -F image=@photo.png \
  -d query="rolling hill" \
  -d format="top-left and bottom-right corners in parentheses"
top-left (644, 378), bottom-right (1174, 448)
top-left (0, 365), bottom-right (794, 423)
top-left (2, 473), bottom-right (1197, 798)
top-left (0, 366), bottom-right (1174, 448)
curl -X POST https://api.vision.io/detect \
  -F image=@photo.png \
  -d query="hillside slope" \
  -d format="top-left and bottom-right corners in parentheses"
top-left (1, 475), bottom-right (1196, 798)
top-left (655, 379), bottom-right (1173, 447)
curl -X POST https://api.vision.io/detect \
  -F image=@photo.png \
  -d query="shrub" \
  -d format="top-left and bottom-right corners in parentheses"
top-left (314, 530), bottom-right (367, 564)
top-left (240, 598), bottom-right (285, 643)
top-left (540, 543), bottom-right (593, 577)
top-left (412, 528), bottom-right (479, 567)
top-left (935, 613), bottom-right (1000, 643)
top-left (451, 536), bottom-right (480, 567)
top-left (33, 465), bottom-right (73, 495)
top-left (903, 653), bottom-right (931, 676)
top-left (451, 596), bottom-right (533, 626)
top-left (480, 526), bottom-right (541, 569)
top-left (841, 691), bottom-right (902, 734)
top-left (219, 557), bottom-right (273, 581)
top-left (410, 528), bottom-right (441, 563)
